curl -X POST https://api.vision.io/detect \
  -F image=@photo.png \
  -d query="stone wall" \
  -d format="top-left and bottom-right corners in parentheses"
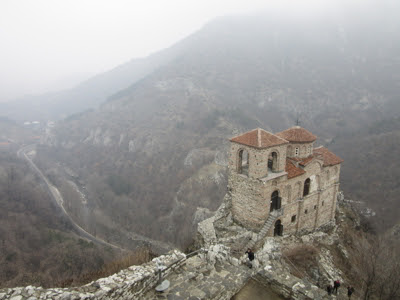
top-left (0, 250), bottom-right (187, 300)
top-left (286, 142), bottom-right (314, 158)
top-left (229, 143), bottom-right (287, 179)
top-left (230, 171), bottom-right (267, 229)
top-left (228, 144), bottom-right (341, 235)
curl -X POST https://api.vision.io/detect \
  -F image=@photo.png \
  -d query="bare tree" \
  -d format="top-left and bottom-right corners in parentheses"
top-left (353, 235), bottom-right (400, 300)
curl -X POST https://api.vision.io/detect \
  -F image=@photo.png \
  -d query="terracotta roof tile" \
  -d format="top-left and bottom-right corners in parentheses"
top-left (276, 126), bottom-right (317, 143)
top-left (286, 159), bottom-right (306, 179)
top-left (299, 156), bottom-right (315, 166)
top-left (230, 128), bottom-right (288, 149)
top-left (313, 147), bottom-right (344, 166)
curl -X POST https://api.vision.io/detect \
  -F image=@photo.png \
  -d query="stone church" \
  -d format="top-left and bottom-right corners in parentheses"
top-left (228, 126), bottom-right (343, 236)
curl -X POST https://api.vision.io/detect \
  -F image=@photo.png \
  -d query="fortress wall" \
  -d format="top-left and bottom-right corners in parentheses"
top-left (0, 250), bottom-right (187, 300)
top-left (230, 171), bottom-right (267, 230)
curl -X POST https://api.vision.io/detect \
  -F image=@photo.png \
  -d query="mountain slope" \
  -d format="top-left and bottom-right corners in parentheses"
top-left (0, 39), bottom-right (191, 122)
top-left (38, 7), bottom-right (400, 247)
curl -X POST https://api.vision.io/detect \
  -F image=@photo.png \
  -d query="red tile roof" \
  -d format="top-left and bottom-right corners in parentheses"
top-left (313, 146), bottom-right (344, 166)
top-left (299, 156), bottom-right (315, 166)
top-left (276, 126), bottom-right (317, 143)
top-left (286, 159), bottom-right (306, 179)
top-left (230, 128), bottom-right (288, 149)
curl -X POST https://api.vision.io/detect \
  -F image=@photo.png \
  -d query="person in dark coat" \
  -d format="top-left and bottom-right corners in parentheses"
top-left (245, 248), bottom-right (255, 268)
top-left (333, 280), bottom-right (341, 294)
top-left (347, 286), bottom-right (354, 299)
top-left (327, 284), bottom-right (333, 295)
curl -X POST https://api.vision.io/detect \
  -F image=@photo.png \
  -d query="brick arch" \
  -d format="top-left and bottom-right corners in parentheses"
top-left (303, 178), bottom-right (311, 196)
top-left (268, 149), bottom-right (280, 172)
top-left (270, 190), bottom-right (281, 212)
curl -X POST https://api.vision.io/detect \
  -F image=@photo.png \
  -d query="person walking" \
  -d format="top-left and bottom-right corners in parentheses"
top-left (245, 248), bottom-right (255, 268)
top-left (333, 280), bottom-right (341, 295)
top-left (347, 286), bottom-right (354, 299)
top-left (327, 284), bottom-right (333, 296)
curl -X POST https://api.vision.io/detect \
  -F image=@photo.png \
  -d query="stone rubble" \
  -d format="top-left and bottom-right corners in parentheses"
top-left (0, 237), bottom-right (336, 300)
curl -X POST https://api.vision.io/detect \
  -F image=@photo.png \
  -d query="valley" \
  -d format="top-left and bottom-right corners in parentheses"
top-left (0, 2), bottom-right (399, 291)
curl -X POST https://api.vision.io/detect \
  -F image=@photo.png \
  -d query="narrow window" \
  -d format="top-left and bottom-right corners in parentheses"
top-left (238, 149), bottom-right (249, 176)
top-left (291, 215), bottom-right (296, 223)
top-left (268, 151), bottom-right (278, 172)
top-left (322, 201), bottom-right (324, 206)
top-left (304, 209), bottom-right (308, 214)
top-left (303, 178), bottom-right (311, 196)
top-left (314, 205), bottom-right (317, 210)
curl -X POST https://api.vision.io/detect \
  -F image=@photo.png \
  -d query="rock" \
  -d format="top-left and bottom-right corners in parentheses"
top-left (193, 207), bottom-right (214, 225)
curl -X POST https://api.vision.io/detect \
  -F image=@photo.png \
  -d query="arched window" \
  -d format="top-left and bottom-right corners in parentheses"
top-left (303, 178), bottom-right (311, 196)
top-left (270, 190), bottom-right (281, 212)
top-left (268, 151), bottom-right (278, 172)
top-left (238, 149), bottom-right (249, 176)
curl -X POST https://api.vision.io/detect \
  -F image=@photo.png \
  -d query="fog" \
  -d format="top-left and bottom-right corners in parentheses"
top-left (0, 0), bottom-right (397, 102)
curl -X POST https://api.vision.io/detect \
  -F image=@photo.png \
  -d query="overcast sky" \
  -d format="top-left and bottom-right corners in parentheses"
top-left (0, 0), bottom-right (370, 102)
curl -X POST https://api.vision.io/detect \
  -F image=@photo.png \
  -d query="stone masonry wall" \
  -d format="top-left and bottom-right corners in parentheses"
top-left (0, 250), bottom-right (187, 300)
top-left (229, 146), bottom-right (341, 236)
top-left (230, 171), bottom-right (267, 229)
top-left (229, 143), bottom-right (287, 179)
top-left (286, 142), bottom-right (313, 158)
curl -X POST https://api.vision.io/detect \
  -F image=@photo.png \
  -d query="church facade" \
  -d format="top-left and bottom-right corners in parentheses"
top-left (228, 126), bottom-right (343, 236)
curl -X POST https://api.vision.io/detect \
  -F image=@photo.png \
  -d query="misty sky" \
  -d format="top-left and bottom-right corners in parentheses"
top-left (0, 0), bottom-right (374, 102)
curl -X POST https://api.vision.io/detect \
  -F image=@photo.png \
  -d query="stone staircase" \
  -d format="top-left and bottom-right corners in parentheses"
top-left (245, 208), bottom-right (283, 250)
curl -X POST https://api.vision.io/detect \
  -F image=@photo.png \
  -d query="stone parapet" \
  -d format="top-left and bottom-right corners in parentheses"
top-left (0, 250), bottom-right (186, 300)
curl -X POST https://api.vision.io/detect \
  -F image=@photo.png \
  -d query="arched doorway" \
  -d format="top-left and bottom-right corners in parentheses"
top-left (274, 220), bottom-right (283, 236)
top-left (270, 190), bottom-right (281, 212)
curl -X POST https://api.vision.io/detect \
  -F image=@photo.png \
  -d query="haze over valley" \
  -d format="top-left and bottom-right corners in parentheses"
top-left (1, 0), bottom-right (400, 293)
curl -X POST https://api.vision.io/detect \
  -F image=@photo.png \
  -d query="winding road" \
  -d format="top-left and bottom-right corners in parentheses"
top-left (17, 144), bottom-right (127, 251)
top-left (18, 144), bottom-right (173, 253)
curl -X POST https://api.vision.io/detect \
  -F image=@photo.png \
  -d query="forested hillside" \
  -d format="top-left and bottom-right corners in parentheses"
top-left (0, 151), bottom-right (121, 288)
top-left (34, 4), bottom-right (400, 249)
top-left (331, 117), bottom-right (400, 230)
